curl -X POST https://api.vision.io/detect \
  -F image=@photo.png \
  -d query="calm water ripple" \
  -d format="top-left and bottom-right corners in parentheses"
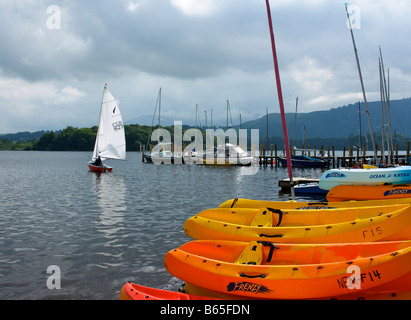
top-left (0, 151), bottom-right (327, 299)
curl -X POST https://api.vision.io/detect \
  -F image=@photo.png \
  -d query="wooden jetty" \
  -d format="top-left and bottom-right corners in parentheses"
top-left (142, 142), bottom-right (411, 168)
top-left (259, 143), bottom-right (411, 169)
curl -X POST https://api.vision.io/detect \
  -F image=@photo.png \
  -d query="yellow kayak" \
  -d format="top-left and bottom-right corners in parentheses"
top-left (218, 197), bottom-right (411, 210)
top-left (184, 205), bottom-right (411, 243)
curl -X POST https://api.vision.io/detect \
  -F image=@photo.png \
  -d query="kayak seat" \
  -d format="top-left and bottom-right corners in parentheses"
top-left (250, 209), bottom-right (273, 227)
top-left (235, 241), bottom-right (263, 265)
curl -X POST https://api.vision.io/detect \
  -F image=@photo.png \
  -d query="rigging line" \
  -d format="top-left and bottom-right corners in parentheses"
top-left (145, 87), bottom-right (161, 149)
top-left (345, 3), bottom-right (377, 161)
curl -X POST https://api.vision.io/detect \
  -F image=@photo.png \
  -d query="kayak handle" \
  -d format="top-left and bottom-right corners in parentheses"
top-left (307, 201), bottom-right (328, 205)
top-left (230, 198), bottom-right (239, 208)
top-left (240, 273), bottom-right (266, 279)
top-left (259, 233), bottom-right (283, 238)
top-left (266, 207), bottom-right (283, 226)
top-left (257, 241), bottom-right (280, 263)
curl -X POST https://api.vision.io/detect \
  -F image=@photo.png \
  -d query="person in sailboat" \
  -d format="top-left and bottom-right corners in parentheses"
top-left (93, 156), bottom-right (102, 167)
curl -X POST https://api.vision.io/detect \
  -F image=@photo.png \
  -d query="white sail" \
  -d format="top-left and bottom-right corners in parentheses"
top-left (92, 86), bottom-right (126, 161)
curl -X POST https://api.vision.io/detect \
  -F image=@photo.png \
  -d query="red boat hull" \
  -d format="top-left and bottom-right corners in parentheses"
top-left (88, 162), bottom-right (112, 172)
top-left (119, 282), bottom-right (217, 300)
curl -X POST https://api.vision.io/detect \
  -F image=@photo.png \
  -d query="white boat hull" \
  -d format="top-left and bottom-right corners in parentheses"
top-left (319, 166), bottom-right (411, 190)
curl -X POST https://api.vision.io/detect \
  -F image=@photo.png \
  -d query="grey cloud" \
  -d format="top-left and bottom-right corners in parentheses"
top-left (0, 0), bottom-right (410, 133)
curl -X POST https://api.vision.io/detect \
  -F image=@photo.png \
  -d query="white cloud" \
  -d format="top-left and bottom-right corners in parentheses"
top-left (308, 93), bottom-right (364, 109)
top-left (127, 1), bottom-right (141, 12)
top-left (171, 0), bottom-right (218, 16)
top-left (0, 76), bottom-right (88, 132)
top-left (287, 57), bottom-right (334, 93)
top-left (0, 77), bottom-right (86, 105)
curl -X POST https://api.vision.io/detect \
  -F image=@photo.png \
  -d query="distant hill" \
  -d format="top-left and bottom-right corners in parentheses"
top-left (0, 130), bottom-right (53, 142)
top-left (238, 98), bottom-right (411, 141)
top-left (3, 98), bottom-right (410, 144)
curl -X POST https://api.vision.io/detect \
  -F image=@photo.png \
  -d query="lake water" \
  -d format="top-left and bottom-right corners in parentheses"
top-left (0, 151), bottom-right (329, 300)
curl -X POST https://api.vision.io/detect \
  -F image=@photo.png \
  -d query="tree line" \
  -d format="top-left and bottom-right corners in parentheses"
top-left (1, 124), bottom-right (411, 151)
top-left (0, 125), bottom-right (152, 151)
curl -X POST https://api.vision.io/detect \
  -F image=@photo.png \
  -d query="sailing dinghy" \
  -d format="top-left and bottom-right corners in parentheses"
top-left (88, 85), bottom-right (126, 172)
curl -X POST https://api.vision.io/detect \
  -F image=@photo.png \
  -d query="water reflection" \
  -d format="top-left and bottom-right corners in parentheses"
top-left (90, 172), bottom-right (127, 244)
top-left (0, 151), bottom-right (333, 299)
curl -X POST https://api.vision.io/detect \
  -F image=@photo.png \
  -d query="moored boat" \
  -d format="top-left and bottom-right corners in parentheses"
top-left (278, 155), bottom-right (327, 168)
top-left (294, 183), bottom-right (328, 195)
top-left (202, 144), bottom-right (254, 166)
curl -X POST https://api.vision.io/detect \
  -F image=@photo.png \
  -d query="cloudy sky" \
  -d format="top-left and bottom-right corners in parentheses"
top-left (0, 0), bottom-right (410, 133)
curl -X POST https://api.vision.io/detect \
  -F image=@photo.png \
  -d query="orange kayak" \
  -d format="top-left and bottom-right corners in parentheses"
top-left (164, 240), bottom-right (411, 300)
top-left (327, 184), bottom-right (411, 202)
top-left (185, 278), bottom-right (411, 300)
top-left (119, 282), bottom-right (217, 300)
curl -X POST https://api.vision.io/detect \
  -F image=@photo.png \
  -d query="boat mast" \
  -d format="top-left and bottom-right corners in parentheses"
top-left (158, 87), bottom-right (162, 127)
top-left (379, 57), bottom-right (385, 165)
top-left (226, 99), bottom-right (233, 129)
top-left (145, 87), bottom-right (162, 150)
top-left (379, 47), bottom-right (394, 164)
top-left (345, 3), bottom-right (377, 161)
top-left (266, 107), bottom-right (269, 150)
top-left (265, 0), bottom-right (295, 199)
top-left (204, 110), bottom-right (208, 128)
top-left (93, 84), bottom-right (107, 160)
top-left (226, 100), bottom-right (228, 129)
top-left (195, 104), bottom-right (198, 128)
top-left (293, 97), bottom-right (298, 148)
top-left (358, 101), bottom-right (362, 150)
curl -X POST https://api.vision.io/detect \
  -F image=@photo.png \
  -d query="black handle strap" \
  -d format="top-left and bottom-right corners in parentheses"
top-left (307, 201), bottom-right (329, 205)
top-left (259, 233), bottom-right (283, 238)
top-left (257, 241), bottom-right (279, 263)
top-left (230, 198), bottom-right (239, 208)
top-left (266, 207), bottom-right (283, 226)
top-left (240, 273), bottom-right (266, 278)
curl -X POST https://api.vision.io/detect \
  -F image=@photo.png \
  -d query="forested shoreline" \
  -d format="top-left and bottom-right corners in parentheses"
top-left (1, 124), bottom-right (411, 152)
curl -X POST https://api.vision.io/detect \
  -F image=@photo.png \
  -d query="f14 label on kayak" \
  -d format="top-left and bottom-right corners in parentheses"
top-left (337, 266), bottom-right (382, 290)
